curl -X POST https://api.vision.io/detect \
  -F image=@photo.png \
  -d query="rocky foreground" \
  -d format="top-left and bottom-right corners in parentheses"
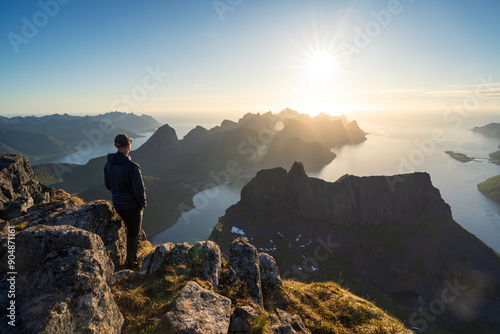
top-left (0, 154), bottom-right (412, 333)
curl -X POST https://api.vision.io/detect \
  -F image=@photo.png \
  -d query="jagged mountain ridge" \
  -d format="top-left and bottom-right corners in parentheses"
top-left (0, 154), bottom-right (411, 334)
top-left (237, 161), bottom-right (451, 226)
top-left (33, 109), bottom-right (366, 236)
top-left (211, 162), bottom-right (500, 334)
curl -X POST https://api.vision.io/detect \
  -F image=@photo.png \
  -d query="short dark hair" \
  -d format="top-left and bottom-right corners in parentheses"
top-left (115, 134), bottom-right (133, 147)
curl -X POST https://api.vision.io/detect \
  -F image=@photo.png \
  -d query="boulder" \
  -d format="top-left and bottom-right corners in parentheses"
top-left (187, 241), bottom-right (222, 288)
top-left (140, 242), bottom-right (175, 276)
top-left (229, 238), bottom-right (264, 308)
top-left (269, 308), bottom-right (310, 334)
top-left (171, 242), bottom-right (192, 264)
top-left (24, 200), bottom-right (128, 268)
top-left (155, 281), bottom-right (231, 334)
top-left (259, 253), bottom-right (285, 307)
top-left (229, 306), bottom-right (260, 333)
top-left (0, 224), bottom-right (123, 333)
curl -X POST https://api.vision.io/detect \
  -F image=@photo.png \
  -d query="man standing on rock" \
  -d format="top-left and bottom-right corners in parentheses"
top-left (104, 134), bottom-right (147, 269)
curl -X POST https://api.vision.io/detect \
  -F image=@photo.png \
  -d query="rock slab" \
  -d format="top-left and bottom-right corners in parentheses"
top-left (156, 281), bottom-right (231, 334)
top-left (1, 224), bottom-right (123, 334)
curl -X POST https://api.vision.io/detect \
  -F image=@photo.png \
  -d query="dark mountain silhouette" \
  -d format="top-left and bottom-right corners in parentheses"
top-left (33, 109), bottom-right (366, 236)
top-left (211, 162), bottom-right (500, 334)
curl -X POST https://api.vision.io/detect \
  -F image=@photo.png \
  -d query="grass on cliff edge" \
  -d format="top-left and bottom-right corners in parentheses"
top-left (112, 262), bottom-right (412, 334)
top-left (283, 280), bottom-right (411, 334)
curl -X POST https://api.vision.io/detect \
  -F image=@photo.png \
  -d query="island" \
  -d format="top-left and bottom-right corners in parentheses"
top-left (444, 150), bottom-right (474, 162)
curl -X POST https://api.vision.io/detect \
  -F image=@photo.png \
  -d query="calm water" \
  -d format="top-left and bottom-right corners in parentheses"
top-left (153, 118), bottom-right (500, 253)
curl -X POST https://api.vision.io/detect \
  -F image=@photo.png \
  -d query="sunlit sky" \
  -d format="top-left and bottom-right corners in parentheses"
top-left (1, 0), bottom-right (500, 121)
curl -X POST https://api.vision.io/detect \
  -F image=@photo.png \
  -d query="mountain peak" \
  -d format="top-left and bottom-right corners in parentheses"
top-left (136, 124), bottom-right (181, 157)
top-left (288, 161), bottom-right (307, 178)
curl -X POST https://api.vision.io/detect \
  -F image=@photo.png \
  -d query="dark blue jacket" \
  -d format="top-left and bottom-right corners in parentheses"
top-left (104, 152), bottom-right (147, 210)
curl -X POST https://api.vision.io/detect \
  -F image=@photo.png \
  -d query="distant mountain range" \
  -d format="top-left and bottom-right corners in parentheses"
top-left (33, 109), bottom-right (367, 236)
top-left (211, 161), bottom-right (500, 334)
top-left (0, 112), bottom-right (161, 162)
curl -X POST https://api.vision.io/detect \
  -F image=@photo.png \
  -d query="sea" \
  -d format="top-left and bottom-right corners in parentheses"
top-left (26, 113), bottom-right (500, 253)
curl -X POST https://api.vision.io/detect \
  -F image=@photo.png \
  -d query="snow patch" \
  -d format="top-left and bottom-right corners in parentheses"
top-left (231, 226), bottom-right (245, 235)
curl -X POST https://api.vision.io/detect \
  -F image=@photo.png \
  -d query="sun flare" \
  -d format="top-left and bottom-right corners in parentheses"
top-left (307, 53), bottom-right (337, 83)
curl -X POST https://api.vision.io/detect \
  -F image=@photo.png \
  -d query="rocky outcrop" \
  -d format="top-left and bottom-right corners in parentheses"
top-left (148, 241), bottom-right (312, 334)
top-left (187, 241), bottom-right (222, 288)
top-left (0, 154), bottom-right (132, 333)
top-left (0, 154), bottom-right (55, 220)
top-left (229, 238), bottom-right (264, 308)
top-left (259, 253), bottom-right (285, 308)
top-left (155, 281), bottom-right (231, 334)
top-left (20, 200), bottom-right (128, 267)
top-left (139, 240), bottom-right (223, 288)
top-left (4, 225), bottom-right (123, 333)
top-left (239, 161), bottom-right (452, 226)
top-left (140, 242), bottom-right (176, 276)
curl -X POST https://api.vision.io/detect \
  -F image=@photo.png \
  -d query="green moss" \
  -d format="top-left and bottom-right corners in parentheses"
top-left (249, 316), bottom-right (271, 334)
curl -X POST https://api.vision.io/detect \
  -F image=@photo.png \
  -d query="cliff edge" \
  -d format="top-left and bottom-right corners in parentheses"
top-left (238, 161), bottom-right (452, 226)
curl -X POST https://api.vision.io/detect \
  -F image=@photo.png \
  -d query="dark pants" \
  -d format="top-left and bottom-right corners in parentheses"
top-left (116, 207), bottom-right (144, 266)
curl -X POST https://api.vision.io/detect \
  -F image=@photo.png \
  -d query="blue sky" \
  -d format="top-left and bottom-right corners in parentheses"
top-left (1, 0), bottom-right (499, 120)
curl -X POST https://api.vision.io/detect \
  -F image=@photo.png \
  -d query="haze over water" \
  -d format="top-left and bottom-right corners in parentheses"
top-left (151, 112), bottom-right (500, 254)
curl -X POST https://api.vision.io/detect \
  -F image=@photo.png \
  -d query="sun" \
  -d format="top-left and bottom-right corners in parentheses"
top-left (306, 52), bottom-right (339, 86)
top-left (284, 26), bottom-right (347, 116)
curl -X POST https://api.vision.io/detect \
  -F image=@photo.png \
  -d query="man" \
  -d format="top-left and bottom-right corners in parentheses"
top-left (104, 134), bottom-right (147, 269)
